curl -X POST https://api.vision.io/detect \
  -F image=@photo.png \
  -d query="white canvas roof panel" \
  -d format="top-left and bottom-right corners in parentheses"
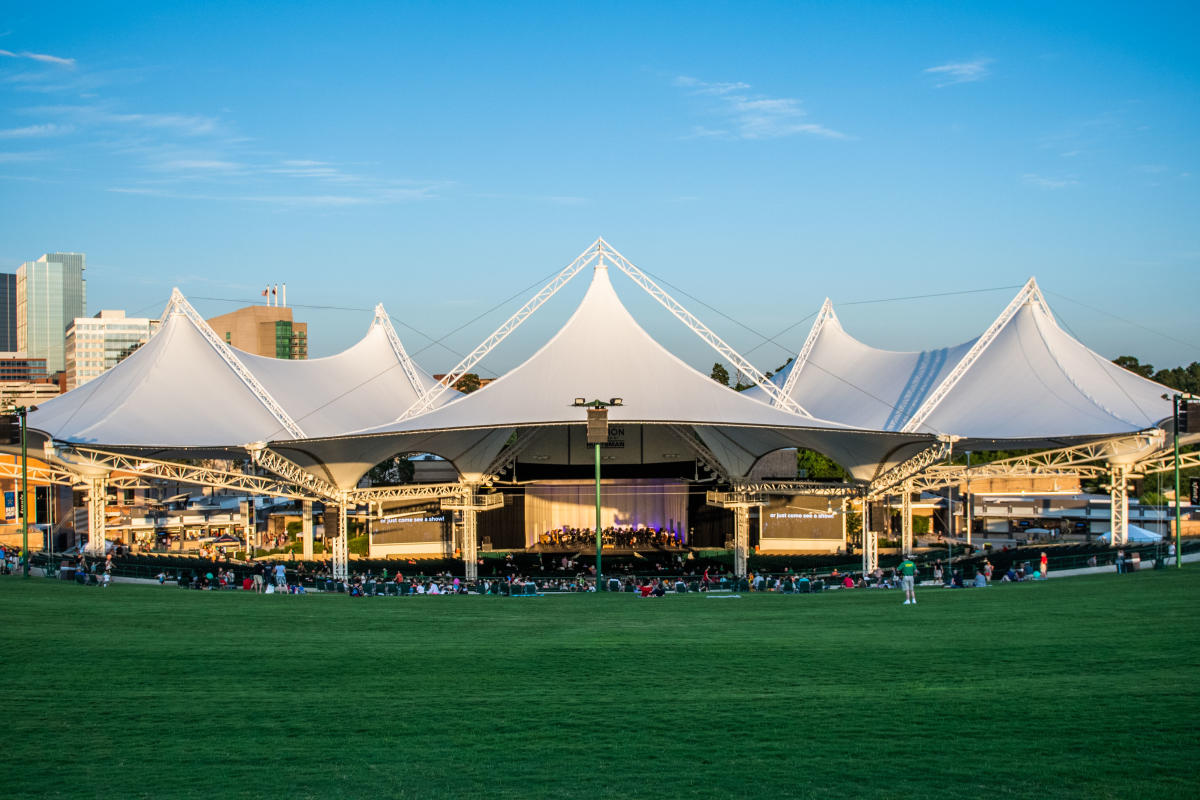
top-left (757, 282), bottom-right (1174, 443)
top-left (748, 305), bottom-right (976, 432)
top-left (284, 263), bottom-right (932, 486)
top-left (29, 294), bottom-right (450, 452)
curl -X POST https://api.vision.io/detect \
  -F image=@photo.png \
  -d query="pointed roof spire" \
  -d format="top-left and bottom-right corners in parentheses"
top-left (372, 303), bottom-right (428, 397)
top-left (778, 298), bottom-right (837, 403)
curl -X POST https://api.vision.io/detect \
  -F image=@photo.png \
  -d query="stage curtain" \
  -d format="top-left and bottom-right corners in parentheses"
top-left (524, 479), bottom-right (688, 545)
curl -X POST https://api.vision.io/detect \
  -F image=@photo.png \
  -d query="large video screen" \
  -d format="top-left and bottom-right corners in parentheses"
top-left (760, 495), bottom-right (841, 540)
top-left (374, 504), bottom-right (449, 544)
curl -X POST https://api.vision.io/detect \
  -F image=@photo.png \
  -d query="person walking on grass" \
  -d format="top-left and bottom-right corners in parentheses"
top-left (899, 555), bottom-right (918, 605)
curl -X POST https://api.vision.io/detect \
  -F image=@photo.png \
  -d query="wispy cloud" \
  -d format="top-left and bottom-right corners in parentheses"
top-left (0, 123), bottom-right (72, 138)
top-left (0, 151), bottom-right (48, 163)
top-left (673, 75), bottom-right (847, 140)
top-left (1022, 173), bottom-right (1078, 190)
top-left (9, 61), bottom-right (447, 210)
top-left (158, 158), bottom-right (243, 172)
top-left (108, 174), bottom-right (447, 207)
top-left (924, 58), bottom-right (993, 87)
top-left (0, 48), bottom-right (75, 67)
top-left (25, 104), bottom-right (223, 137)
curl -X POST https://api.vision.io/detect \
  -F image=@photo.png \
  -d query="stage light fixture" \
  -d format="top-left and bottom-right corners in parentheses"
top-left (573, 397), bottom-right (587, 406)
top-left (610, 397), bottom-right (623, 406)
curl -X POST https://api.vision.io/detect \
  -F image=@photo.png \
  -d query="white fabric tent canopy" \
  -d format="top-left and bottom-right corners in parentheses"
top-left (752, 280), bottom-right (1174, 444)
top-left (27, 254), bottom-right (1173, 494)
top-left (1096, 525), bottom-right (1163, 543)
top-left (28, 294), bottom-right (453, 453)
top-left (272, 263), bottom-right (933, 488)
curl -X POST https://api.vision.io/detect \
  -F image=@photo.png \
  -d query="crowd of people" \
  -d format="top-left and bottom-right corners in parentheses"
top-left (536, 525), bottom-right (684, 550)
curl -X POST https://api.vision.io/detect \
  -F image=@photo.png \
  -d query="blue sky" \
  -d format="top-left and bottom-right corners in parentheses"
top-left (1, 0), bottom-right (1197, 377)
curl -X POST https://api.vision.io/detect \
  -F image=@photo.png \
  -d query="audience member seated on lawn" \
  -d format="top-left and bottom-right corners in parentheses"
top-left (1002, 567), bottom-right (1018, 582)
top-left (842, 574), bottom-right (854, 589)
top-left (973, 571), bottom-right (987, 588)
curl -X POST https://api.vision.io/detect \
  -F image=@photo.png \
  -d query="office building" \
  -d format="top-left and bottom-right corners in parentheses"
top-left (16, 252), bottom-right (87, 374)
top-left (0, 274), bottom-right (17, 352)
top-left (65, 310), bottom-right (160, 390)
top-left (0, 352), bottom-right (49, 383)
top-left (206, 305), bottom-right (307, 359)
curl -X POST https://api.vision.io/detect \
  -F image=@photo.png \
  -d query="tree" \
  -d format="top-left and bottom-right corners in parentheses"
top-left (1112, 356), bottom-right (1200, 394)
top-left (710, 362), bottom-right (730, 386)
top-left (845, 511), bottom-right (862, 543)
top-left (455, 373), bottom-right (482, 393)
top-left (1113, 355), bottom-right (1154, 378)
top-left (796, 449), bottom-right (849, 480)
top-left (1152, 362), bottom-right (1200, 395)
top-left (364, 455), bottom-right (414, 486)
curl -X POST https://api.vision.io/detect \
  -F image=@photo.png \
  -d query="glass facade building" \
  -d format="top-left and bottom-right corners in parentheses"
top-left (16, 252), bottom-right (87, 374)
top-left (0, 274), bottom-right (17, 352)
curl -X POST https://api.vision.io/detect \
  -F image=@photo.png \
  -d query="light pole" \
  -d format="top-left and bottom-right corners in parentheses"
top-left (1170, 393), bottom-right (1194, 569)
top-left (12, 406), bottom-right (35, 577)
top-left (574, 397), bottom-right (623, 591)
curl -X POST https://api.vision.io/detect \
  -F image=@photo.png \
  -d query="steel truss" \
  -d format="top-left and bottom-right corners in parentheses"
top-left (374, 304), bottom-right (430, 398)
top-left (600, 239), bottom-right (811, 417)
top-left (481, 427), bottom-right (544, 481)
top-left (348, 482), bottom-right (464, 504)
top-left (895, 431), bottom-right (1164, 494)
top-left (778, 297), bottom-right (836, 403)
top-left (396, 242), bottom-right (602, 422)
top-left (734, 480), bottom-right (862, 497)
top-left (667, 425), bottom-right (730, 482)
top-left (246, 445), bottom-right (338, 500)
top-left (162, 289), bottom-right (306, 439)
top-left (1129, 449), bottom-right (1200, 476)
top-left (868, 440), bottom-right (955, 498)
top-left (705, 489), bottom-right (761, 578)
top-left (442, 485), bottom-right (505, 581)
top-left (52, 444), bottom-right (317, 500)
top-left (0, 459), bottom-right (76, 485)
top-left (1109, 464), bottom-right (1131, 546)
top-left (902, 278), bottom-right (1052, 433)
top-left (398, 238), bottom-right (813, 424)
top-left (86, 476), bottom-right (107, 554)
top-left (901, 483), bottom-right (913, 555)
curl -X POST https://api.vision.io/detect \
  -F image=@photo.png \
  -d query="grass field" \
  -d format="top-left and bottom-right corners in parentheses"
top-left (2, 571), bottom-right (1197, 799)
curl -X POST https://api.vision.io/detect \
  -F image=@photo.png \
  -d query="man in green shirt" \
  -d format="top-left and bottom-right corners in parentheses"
top-left (899, 556), bottom-right (917, 605)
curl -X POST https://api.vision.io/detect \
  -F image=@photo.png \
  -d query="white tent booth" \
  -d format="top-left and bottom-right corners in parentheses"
top-left (24, 238), bottom-right (1188, 582)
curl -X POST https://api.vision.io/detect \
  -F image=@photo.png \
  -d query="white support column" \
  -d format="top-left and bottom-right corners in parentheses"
top-left (902, 481), bottom-right (914, 556)
top-left (86, 476), bottom-right (108, 555)
top-left (331, 499), bottom-right (349, 581)
top-left (840, 497), bottom-right (848, 552)
top-left (1110, 464), bottom-right (1129, 547)
top-left (242, 498), bottom-right (255, 554)
top-left (462, 507), bottom-right (478, 581)
top-left (301, 499), bottom-right (313, 561)
top-left (733, 506), bottom-right (750, 578)
top-left (862, 500), bottom-right (876, 574)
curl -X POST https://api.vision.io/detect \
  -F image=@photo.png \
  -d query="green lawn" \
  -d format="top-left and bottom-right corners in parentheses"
top-left (1, 570), bottom-right (1196, 799)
